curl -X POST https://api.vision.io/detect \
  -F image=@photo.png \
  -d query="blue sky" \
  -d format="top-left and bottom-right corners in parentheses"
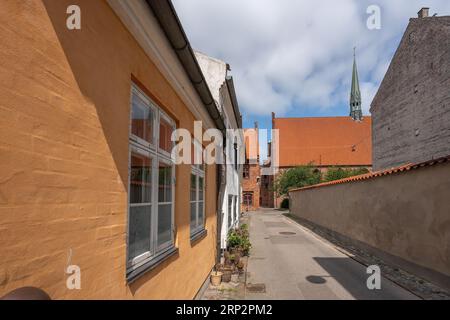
top-left (173, 0), bottom-right (450, 160)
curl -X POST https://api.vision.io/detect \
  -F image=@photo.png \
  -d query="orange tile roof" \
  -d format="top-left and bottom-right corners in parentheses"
top-left (289, 155), bottom-right (450, 193)
top-left (274, 116), bottom-right (372, 167)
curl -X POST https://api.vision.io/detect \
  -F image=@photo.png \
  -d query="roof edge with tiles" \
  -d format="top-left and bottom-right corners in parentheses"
top-left (289, 155), bottom-right (450, 193)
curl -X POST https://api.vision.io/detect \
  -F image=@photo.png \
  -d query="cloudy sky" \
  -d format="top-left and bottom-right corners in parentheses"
top-left (173, 0), bottom-right (450, 160)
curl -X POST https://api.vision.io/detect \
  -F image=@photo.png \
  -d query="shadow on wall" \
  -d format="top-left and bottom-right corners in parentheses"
top-left (40, 0), bottom-right (211, 297)
top-left (42, 0), bottom-right (130, 189)
top-left (40, 0), bottom-right (184, 296)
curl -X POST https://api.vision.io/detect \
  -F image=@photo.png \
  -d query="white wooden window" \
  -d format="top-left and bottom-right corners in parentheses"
top-left (127, 84), bottom-right (176, 276)
top-left (190, 163), bottom-right (205, 238)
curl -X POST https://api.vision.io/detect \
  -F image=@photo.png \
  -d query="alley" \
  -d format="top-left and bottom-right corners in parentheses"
top-left (245, 209), bottom-right (420, 300)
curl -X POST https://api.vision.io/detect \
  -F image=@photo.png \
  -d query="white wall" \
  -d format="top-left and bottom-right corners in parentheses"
top-left (195, 51), bottom-right (243, 249)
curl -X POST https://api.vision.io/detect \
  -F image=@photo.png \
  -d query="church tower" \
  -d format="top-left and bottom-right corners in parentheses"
top-left (350, 48), bottom-right (362, 121)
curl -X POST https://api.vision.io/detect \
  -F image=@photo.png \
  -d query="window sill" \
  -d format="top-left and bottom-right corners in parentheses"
top-left (190, 228), bottom-right (207, 244)
top-left (126, 246), bottom-right (178, 284)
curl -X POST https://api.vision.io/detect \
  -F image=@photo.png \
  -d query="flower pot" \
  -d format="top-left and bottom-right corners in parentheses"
top-left (210, 271), bottom-right (222, 286)
top-left (221, 270), bottom-right (232, 283)
top-left (224, 251), bottom-right (232, 266)
top-left (231, 248), bottom-right (243, 260)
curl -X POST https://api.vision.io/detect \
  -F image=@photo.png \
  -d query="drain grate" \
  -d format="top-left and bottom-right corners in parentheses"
top-left (246, 283), bottom-right (266, 293)
top-left (279, 231), bottom-right (296, 235)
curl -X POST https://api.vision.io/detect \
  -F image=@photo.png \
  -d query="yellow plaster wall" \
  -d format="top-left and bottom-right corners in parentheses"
top-left (0, 0), bottom-right (217, 299)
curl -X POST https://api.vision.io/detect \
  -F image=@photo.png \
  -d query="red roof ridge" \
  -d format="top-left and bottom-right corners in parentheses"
top-left (289, 155), bottom-right (450, 193)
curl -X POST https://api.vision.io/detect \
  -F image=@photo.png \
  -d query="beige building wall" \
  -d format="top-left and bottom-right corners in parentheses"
top-left (0, 0), bottom-right (218, 299)
top-left (290, 162), bottom-right (450, 289)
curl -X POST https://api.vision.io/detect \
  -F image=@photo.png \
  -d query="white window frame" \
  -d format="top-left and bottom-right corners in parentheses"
top-left (156, 157), bottom-right (176, 253)
top-left (243, 192), bottom-right (253, 207)
top-left (130, 86), bottom-right (157, 150)
top-left (190, 163), bottom-right (205, 238)
top-left (127, 84), bottom-right (176, 275)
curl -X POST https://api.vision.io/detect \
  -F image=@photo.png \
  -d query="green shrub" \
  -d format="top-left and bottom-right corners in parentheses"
top-left (227, 224), bottom-right (252, 256)
top-left (323, 167), bottom-right (369, 182)
top-left (227, 231), bottom-right (242, 248)
top-left (274, 165), bottom-right (322, 196)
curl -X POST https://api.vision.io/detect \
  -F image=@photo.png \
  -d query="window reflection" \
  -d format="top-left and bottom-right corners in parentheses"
top-left (131, 94), bottom-right (154, 144)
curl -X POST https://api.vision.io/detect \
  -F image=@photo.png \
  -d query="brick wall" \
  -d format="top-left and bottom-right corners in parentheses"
top-left (241, 164), bottom-right (260, 211)
top-left (371, 17), bottom-right (450, 170)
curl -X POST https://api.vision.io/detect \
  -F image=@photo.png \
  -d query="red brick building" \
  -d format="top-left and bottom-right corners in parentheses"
top-left (260, 160), bottom-right (275, 208)
top-left (241, 124), bottom-right (261, 211)
top-left (268, 113), bottom-right (372, 207)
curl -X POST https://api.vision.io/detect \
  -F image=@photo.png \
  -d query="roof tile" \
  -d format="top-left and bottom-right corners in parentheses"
top-left (274, 116), bottom-right (372, 167)
top-left (289, 155), bottom-right (450, 193)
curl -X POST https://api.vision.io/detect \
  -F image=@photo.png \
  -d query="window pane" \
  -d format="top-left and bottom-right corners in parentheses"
top-left (129, 205), bottom-right (151, 259)
top-left (244, 193), bottom-right (253, 206)
top-left (198, 201), bottom-right (204, 227)
top-left (131, 93), bottom-right (154, 144)
top-left (159, 117), bottom-right (173, 153)
top-left (157, 203), bottom-right (172, 247)
top-left (198, 177), bottom-right (204, 201)
top-left (130, 152), bottom-right (152, 204)
top-left (192, 141), bottom-right (203, 166)
top-left (158, 162), bottom-right (172, 203)
top-left (190, 202), bottom-right (197, 230)
top-left (190, 174), bottom-right (197, 201)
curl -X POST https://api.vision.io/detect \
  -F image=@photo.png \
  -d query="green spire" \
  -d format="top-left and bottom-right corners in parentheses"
top-left (350, 47), bottom-right (362, 121)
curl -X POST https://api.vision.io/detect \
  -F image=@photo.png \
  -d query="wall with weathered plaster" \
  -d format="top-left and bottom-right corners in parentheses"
top-left (290, 162), bottom-right (450, 289)
top-left (0, 0), bottom-right (218, 299)
top-left (371, 17), bottom-right (450, 170)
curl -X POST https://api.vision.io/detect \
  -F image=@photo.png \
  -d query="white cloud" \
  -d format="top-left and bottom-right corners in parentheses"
top-left (173, 0), bottom-right (450, 117)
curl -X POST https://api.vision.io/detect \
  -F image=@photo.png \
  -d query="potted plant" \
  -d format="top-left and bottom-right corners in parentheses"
top-left (210, 270), bottom-right (222, 286)
top-left (229, 253), bottom-right (237, 265)
top-left (218, 264), bottom-right (234, 283)
top-left (221, 270), bottom-right (232, 283)
top-left (237, 260), bottom-right (245, 272)
top-left (231, 248), bottom-right (242, 263)
top-left (224, 250), bottom-right (232, 266)
top-left (231, 272), bottom-right (239, 284)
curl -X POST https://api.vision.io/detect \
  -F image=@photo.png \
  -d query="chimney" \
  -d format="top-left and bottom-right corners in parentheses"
top-left (418, 7), bottom-right (429, 18)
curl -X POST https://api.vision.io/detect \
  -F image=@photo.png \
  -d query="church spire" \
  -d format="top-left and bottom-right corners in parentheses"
top-left (350, 47), bottom-right (362, 121)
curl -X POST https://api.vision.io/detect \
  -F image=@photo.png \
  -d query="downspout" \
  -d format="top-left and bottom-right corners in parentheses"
top-left (216, 152), bottom-right (226, 263)
top-left (147, 0), bottom-right (227, 264)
